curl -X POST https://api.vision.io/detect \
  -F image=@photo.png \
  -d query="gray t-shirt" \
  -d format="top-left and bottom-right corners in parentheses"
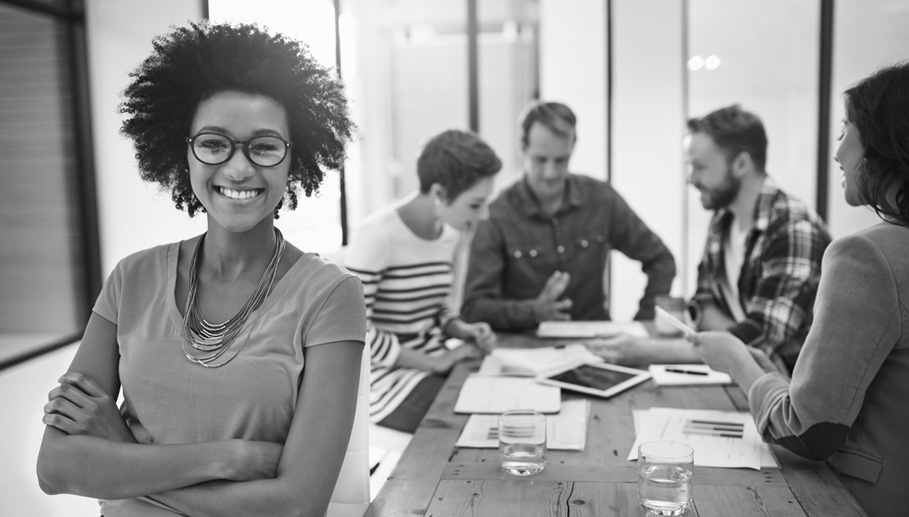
top-left (93, 240), bottom-right (366, 516)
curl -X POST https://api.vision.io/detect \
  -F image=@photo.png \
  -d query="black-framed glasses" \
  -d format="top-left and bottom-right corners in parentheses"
top-left (186, 132), bottom-right (292, 168)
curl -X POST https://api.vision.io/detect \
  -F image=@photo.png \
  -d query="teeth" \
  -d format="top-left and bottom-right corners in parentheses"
top-left (219, 187), bottom-right (260, 200)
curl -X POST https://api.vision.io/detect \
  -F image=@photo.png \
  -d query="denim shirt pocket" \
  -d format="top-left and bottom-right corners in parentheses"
top-left (506, 241), bottom-right (546, 262)
top-left (568, 232), bottom-right (608, 264)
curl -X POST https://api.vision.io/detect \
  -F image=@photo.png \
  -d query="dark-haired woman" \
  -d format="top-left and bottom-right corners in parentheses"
top-left (344, 129), bottom-right (501, 433)
top-left (693, 62), bottom-right (909, 517)
top-left (36, 22), bottom-right (365, 516)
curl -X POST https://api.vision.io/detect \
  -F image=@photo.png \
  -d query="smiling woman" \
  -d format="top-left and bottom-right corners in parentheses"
top-left (35, 21), bottom-right (367, 517)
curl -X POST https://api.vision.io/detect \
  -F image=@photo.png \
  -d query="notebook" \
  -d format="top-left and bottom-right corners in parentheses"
top-left (453, 375), bottom-right (561, 414)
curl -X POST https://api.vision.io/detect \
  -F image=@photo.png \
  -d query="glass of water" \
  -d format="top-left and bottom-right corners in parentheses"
top-left (637, 441), bottom-right (694, 516)
top-left (498, 409), bottom-right (546, 476)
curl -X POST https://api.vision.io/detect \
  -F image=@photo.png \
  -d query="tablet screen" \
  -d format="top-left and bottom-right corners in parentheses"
top-left (549, 364), bottom-right (637, 391)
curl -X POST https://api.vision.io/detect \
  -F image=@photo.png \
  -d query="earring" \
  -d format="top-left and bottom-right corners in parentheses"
top-left (434, 197), bottom-right (442, 206)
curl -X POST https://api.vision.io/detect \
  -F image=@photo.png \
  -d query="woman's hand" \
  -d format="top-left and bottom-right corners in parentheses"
top-left (689, 331), bottom-right (751, 374)
top-left (690, 331), bottom-right (767, 394)
top-left (455, 321), bottom-right (497, 353)
top-left (43, 372), bottom-right (135, 443)
top-left (429, 345), bottom-right (482, 374)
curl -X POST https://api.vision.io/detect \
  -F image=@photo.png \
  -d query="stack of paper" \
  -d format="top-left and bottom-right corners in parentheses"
top-left (479, 344), bottom-right (603, 376)
top-left (648, 364), bottom-right (733, 386)
top-left (453, 375), bottom-right (561, 414)
top-left (629, 407), bottom-right (777, 469)
top-left (456, 399), bottom-right (590, 450)
top-left (536, 320), bottom-right (649, 339)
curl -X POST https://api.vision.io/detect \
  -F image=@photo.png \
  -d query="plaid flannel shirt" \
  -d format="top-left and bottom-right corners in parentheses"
top-left (691, 179), bottom-right (831, 373)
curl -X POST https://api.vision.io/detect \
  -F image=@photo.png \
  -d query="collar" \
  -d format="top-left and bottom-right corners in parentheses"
top-left (713, 175), bottom-right (779, 234)
top-left (514, 174), bottom-right (584, 218)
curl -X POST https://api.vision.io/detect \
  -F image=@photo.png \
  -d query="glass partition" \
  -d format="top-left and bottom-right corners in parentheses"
top-left (826, 0), bottom-right (909, 238)
top-left (684, 0), bottom-right (820, 294)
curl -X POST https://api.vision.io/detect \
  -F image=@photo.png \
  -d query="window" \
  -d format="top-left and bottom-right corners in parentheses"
top-left (0, 0), bottom-right (98, 368)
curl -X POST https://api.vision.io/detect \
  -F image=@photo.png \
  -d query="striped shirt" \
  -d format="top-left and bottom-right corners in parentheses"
top-left (343, 206), bottom-right (464, 423)
top-left (692, 178), bottom-right (831, 372)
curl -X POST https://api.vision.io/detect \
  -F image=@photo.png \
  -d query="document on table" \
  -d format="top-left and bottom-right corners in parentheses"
top-left (456, 399), bottom-right (590, 450)
top-left (536, 320), bottom-right (649, 339)
top-left (648, 364), bottom-right (733, 386)
top-left (477, 344), bottom-right (603, 376)
top-left (629, 407), bottom-right (777, 470)
top-left (453, 375), bottom-right (561, 414)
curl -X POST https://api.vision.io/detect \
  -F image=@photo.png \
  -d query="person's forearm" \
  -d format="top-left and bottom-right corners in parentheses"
top-left (636, 338), bottom-right (701, 365)
top-left (729, 356), bottom-right (766, 395)
top-left (638, 252), bottom-right (677, 320)
top-left (150, 477), bottom-right (328, 517)
top-left (38, 429), bottom-right (241, 499)
top-left (396, 347), bottom-right (436, 371)
top-left (463, 297), bottom-right (537, 331)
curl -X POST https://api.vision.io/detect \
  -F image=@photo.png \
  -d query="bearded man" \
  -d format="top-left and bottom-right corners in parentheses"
top-left (588, 105), bottom-right (831, 374)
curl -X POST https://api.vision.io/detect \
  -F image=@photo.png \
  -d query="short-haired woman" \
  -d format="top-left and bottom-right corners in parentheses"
top-left (344, 129), bottom-right (501, 432)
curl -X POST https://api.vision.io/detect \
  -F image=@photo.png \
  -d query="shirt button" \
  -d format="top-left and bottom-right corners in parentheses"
top-left (557, 245), bottom-right (565, 254)
top-left (580, 239), bottom-right (589, 247)
top-left (529, 249), bottom-right (538, 257)
top-left (514, 250), bottom-right (522, 258)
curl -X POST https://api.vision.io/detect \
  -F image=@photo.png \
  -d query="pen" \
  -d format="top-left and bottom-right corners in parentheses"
top-left (664, 367), bottom-right (709, 376)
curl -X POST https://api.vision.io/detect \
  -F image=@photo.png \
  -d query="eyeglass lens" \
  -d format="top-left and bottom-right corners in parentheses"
top-left (191, 133), bottom-right (288, 167)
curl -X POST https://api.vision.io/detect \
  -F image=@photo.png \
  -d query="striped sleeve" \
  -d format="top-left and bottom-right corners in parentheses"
top-left (343, 223), bottom-right (403, 369)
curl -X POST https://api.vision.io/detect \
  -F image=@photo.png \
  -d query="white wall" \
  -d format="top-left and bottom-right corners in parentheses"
top-left (538, 0), bottom-right (608, 183)
top-left (85, 0), bottom-right (205, 275)
top-left (611, 0), bottom-right (686, 318)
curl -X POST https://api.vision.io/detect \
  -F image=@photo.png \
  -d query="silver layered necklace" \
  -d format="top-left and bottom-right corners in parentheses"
top-left (181, 228), bottom-right (286, 368)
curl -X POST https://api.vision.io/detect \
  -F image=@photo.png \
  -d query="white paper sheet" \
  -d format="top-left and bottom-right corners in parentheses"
top-left (628, 407), bottom-right (777, 469)
top-left (453, 375), bottom-right (561, 414)
top-left (648, 364), bottom-right (733, 386)
top-left (536, 321), bottom-right (649, 339)
top-left (455, 399), bottom-right (590, 450)
top-left (477, 344), bottom-right (603, 376)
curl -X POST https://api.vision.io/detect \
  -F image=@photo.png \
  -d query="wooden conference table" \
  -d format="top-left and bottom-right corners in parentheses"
top-left (364, 331), bottom-right (867, 517)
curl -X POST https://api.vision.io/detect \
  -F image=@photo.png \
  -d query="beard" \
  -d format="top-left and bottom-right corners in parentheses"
top-left (695, 168), bottom-right (741, 210)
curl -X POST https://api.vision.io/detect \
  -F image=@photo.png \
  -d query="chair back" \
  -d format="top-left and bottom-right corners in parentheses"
top-left (327, 346), bottom-right (370, 517)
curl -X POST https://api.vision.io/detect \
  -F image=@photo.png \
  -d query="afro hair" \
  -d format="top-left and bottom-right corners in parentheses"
top-left (119, 21), bottom-right (353, 216)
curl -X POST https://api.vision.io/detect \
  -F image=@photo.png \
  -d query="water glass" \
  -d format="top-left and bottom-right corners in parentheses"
top-left (654, 296), bottom-right (690, 337)
top-left (637, 441), bottom-right (694, 516)
top-left (498, 410), bottom-right (546, 476)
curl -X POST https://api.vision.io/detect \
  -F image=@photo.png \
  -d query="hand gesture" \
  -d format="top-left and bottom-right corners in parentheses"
top-left (689, 331), bottom-right (752, 375)
top-left (461, 322), bottom-right (497, 353)
top-left (43, 372), bottom-right (134, 442)
top-left (533, 271), bottom-right (573, 322)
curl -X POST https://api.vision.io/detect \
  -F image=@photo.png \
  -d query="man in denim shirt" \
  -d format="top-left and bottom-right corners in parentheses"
top-left (462, 101), bottom-right (676, 331)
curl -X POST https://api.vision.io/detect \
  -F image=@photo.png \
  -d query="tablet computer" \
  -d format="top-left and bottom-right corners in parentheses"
top-left (535, 360), bottom-right (651, 398)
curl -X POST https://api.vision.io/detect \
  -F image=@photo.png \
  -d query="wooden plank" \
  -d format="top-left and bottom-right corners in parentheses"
top-left (770, 447), bottom-right (867, 517)
top-left (692, 485), bottom-right (806, 517)
top-left (426, 479), bottom-right (629, 517)
top-left (442, 462), bottom-right (786, 486)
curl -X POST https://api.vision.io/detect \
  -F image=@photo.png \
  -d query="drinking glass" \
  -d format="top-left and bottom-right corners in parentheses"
top-left (654, 296), bottom-right (690, 337)
top-left (637, 441), bottom-right (694, 516)
top-left (498, 410), bottom-right (546, 476)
